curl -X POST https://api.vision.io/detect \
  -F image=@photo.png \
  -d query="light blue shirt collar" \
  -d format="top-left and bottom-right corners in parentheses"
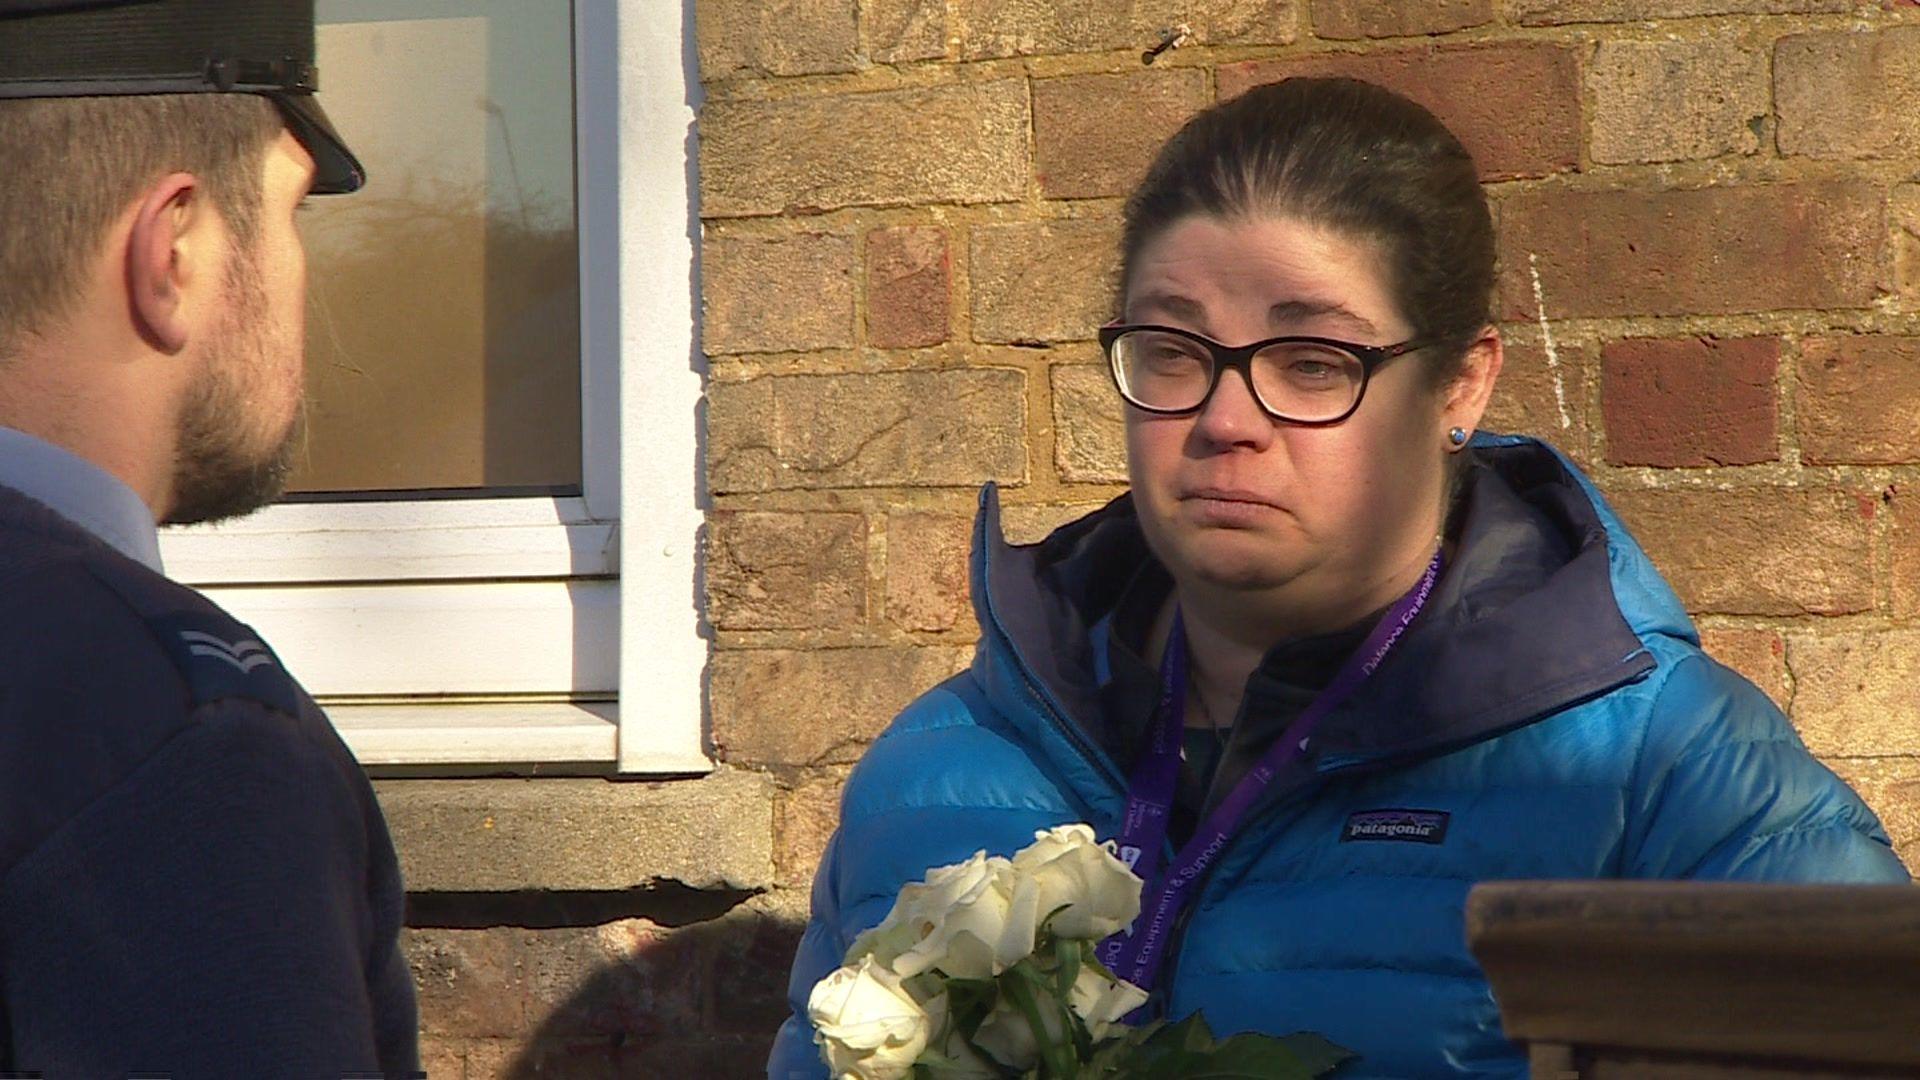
top-left (0, 426), bottom-right (164, 573)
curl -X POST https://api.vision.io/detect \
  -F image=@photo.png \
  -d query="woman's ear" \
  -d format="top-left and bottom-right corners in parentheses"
top-left (125, 173), bottom-right (204, 354)
top-left (1442, 325), bottom-right (1504, 445)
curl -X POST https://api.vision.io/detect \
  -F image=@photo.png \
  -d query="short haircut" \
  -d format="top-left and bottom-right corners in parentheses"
top-left (0, 93), bottom-right (282, 355)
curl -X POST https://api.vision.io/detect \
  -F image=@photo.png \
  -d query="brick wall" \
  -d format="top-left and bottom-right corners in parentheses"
top-left (421, 1), bottom-right (1920, 1074)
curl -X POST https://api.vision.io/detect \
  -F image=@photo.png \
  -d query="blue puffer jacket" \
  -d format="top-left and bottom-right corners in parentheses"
top-left (769, 436), bottom-right (1908, 1079)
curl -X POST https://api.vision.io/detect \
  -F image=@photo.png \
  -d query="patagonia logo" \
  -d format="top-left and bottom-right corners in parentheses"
top-left (1342, 809), bottom-right (1450, 845)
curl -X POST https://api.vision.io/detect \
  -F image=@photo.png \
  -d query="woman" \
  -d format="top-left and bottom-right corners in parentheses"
top-left (769, 78), bottom-right (1907, 1079)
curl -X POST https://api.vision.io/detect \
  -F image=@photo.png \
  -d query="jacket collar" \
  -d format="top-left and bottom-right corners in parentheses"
top-left (967, 436), bottom-right (1672, 788)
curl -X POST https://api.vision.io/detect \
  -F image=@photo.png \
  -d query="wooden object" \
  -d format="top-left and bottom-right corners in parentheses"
top-left (1465, 881), bottom-right (1920, 1077)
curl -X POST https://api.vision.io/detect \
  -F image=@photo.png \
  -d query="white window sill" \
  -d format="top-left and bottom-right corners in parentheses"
top-left (160, 497), bottom-right (617, 584)
top-left (332, 701), bottom-right (710, 776)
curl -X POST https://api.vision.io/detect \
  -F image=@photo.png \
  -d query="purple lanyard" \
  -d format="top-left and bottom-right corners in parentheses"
top-left (1097, 549), bottom-right (1445, 992)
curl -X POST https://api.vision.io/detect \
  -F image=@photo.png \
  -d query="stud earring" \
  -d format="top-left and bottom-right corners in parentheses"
top-left (1448, 427), bottom-right (1469, 448)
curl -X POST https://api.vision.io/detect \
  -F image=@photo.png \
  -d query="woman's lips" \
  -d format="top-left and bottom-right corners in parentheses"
top-left (1180, 487), bottom-right (1285, 526)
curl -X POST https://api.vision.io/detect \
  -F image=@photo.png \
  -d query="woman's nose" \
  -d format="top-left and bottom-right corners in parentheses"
top-left (1191, 365), bottom-right (1275, 450)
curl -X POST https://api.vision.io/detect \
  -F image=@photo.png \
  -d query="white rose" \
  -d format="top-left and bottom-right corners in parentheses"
top-left (969, 986), bottom-right (1064, 1072)
top-left (1067, 964), bottom-right (1149, 1041)
top-left (848, 851), bottom-right (1038, 980)
top-left (1009, 824), bottom-right (1144, 940)
top-left (971, 963), bottom-right (1148, 1069)
top-left (808, 957), bottom-right (939, 1080)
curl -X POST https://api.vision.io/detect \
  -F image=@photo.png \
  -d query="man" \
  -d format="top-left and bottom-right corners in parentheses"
top-left (0, 0), bottom-right (417, 1073)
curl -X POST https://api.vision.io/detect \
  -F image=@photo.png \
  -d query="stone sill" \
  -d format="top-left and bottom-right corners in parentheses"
top-left (374, 768), bottom-right (774, 894)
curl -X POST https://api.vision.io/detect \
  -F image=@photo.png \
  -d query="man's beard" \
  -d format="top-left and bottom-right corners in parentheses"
top-left (163, 249), bottom-right (303, 527)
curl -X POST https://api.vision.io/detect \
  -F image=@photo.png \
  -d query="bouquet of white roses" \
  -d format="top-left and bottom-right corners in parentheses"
top-left (806, 825), bottom-right (1353, 1080)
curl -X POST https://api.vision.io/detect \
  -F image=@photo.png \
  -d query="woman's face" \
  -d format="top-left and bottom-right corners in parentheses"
top-left (1121, 212), bottom-right (1462, 618)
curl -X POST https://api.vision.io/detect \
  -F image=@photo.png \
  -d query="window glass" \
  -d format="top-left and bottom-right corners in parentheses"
top-left (290, 0), bottom-right (581, 496)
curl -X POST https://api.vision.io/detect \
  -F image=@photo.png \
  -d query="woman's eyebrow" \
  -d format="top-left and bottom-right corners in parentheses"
top-left (1130, 290), bottom-right (1206, 322)
top-left (1268, 298), bottom-right (1379, 337)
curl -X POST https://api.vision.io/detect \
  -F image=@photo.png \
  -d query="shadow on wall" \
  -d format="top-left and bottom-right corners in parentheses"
top-left (407, 887), bottom-right (804, 1078)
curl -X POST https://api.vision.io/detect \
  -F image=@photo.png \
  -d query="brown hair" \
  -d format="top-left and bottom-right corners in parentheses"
top-left (1120, 77), bottom-right (1495, 387)
top-left (0, 93), bottom-right (282, 355)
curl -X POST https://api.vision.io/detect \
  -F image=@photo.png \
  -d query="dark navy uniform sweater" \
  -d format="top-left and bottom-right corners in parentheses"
top-left (0, 485), bottom-right (418, 1075)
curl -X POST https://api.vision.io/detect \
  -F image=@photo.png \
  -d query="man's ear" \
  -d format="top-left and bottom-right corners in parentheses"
top-left (1444, 325), bottom-right (1504, 440)
top-left (126, 173), bottom-right (205, 354)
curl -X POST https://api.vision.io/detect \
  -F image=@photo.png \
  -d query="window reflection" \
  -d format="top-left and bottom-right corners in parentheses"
top-left (290, 1), bottom-right (581, 496)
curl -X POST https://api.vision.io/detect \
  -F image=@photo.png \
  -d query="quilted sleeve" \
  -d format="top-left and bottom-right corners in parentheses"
top-left (1624, 652), bottom-right (1909, 883)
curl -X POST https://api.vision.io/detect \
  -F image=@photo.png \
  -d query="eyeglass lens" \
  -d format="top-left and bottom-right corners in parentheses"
top-left (1110, 329), bottom-right (1366, 421)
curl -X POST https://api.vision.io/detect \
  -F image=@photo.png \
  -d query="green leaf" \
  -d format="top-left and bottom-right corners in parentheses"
top-left (1001, 968), bottom-right (1079, 1080)
top-left (1119, 1019), bottom-right (1166, 1049)
top-left (1268, 1033), bottom-right (1357, 1075)
top-left (1052, 934), bottom-right (1081, 1001)
top-left (1112, 1031), bottom-right (1358, 1080)
top-left (1123, 1048), bottom-right (1214, 1080)
top-left (1186, 1037), bottom-right (1312, 1078)
top-left (1140, 1012), bottom-right (1215, 1054)
top-left (945, 977), bottom-right (1002, 1040)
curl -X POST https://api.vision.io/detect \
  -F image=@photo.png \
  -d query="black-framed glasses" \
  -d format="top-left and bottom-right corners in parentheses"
top-left (1099, 323), bottom-right (1433, 426)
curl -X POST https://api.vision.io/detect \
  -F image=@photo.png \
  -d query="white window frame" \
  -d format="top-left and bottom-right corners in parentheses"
top-left (157, 0), bottom-right (707, 775)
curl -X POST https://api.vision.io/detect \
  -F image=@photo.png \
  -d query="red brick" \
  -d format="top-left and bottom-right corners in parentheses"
top-left (1894, 487), bottom-right (1920, 620)
top-left (1052, 363), bottom-right (1130, 484)
top-left (865, 0), bottom-right (945, 63)
top-left (1001, 502), bottom-right (1110, 545)
top-left (1896, 186), bottom-right (1920, 305)
top-left (1795, 336), bottom-right (1920, 466)
top-left (1602, 337), bottom-right (1779, 467)
top-left (696, 0), bottom-right (859, 79)
top-left (885, 512), bottom-right (973, 633)
top-left (1509, 0), bottom-right (1848, 22)
top-left (1787, 630), bottom-right (1920, 757)
top-left (702, 231), bottom-right (855, 355)
top-left (709, 646), bottom-right (973, 766)
top-left (1217, 44), bottom-right (1580, 181)
top-left (776, 772), bottom-right (849, 887)
top-left (410, 923), bottom-right (709, 1048)
top-left (1499, 184), bottom-right (1882, 320)
top-left (1776, 28), bottom-right (1920, 161)
top-left (1312, 0), bottom-right (1492, 38)
top-left (707, 369), bottom-right (1027, 493)
top-left (500, 1035), bottom-right (769, 1078)
top-left (954, 0), bottom-right (1297, 60)
top-left (405, 929), bottom-right (531, 1038)
top-left (970, 219), bottom-right (1121, 345)
top-left (866, 226), bottom-right (950, 349)
top-left (708, 909), bottom-right (808, 1034)
top-left (1033, 69), bottom-right (1208, 199)
top-left (529, 921), bottom-right (704, 1038)
top-left (700, 81), bottom-right (1028, 218)
top-left (706, 512), bottom-right (867, 631)
top-left (419, 1037), bottom-right (468, 1080)
top-left (460, 1040), bottom-right (520, 1080)
top-left (1482, 338), bottom-right (1590, 464)
top-left (1607, 488), bottom-right (1876, 617)
top-left (1588, 40), bottom-right (1768, 164)
top-left (1698, 628), bottom-right (1788, 711)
